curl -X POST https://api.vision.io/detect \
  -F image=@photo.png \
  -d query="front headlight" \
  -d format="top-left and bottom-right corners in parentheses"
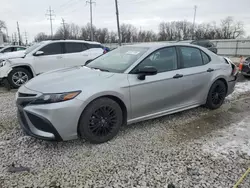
top-left (31, 91), bottom-right (81, 104)
top-left (0, 60), bottom-right (6, 67)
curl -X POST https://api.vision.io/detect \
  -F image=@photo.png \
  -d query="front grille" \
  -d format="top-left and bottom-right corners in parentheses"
top-left (26, 112), bottom-right (57, 135)
top-left (18, 93), bottom-right (37, 97)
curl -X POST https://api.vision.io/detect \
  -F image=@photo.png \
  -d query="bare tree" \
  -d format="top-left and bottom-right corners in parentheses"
top-left (34, 32), bottom-right (50, 42)
top-left (0, 20), bottom-right (6, 31)
top-left (221, 17), bottom-right (244, 39)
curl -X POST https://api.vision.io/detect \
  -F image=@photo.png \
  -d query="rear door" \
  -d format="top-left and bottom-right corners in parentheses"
top-left (128, 47), bottom-right (186, 119)
top-left (177, 46), bottom-right (213, 105)
top-left (63, 42), bottom-right (89, 67)
top-left (32, 42), bottom-right (64, 74)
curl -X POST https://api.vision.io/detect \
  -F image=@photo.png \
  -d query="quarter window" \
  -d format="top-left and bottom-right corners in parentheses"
top-left (39, 43), bottom-right (63, 56)
top-left (86, 43), bottom-right (103, 49)
top-left (179, 47), bottom-right (203, 68)
top-left (65, 42), bottom-right (86, 53)
top-left (136, 47), bottom-right (177, 73)
top-left (201, 51), bottom-right (210, 64)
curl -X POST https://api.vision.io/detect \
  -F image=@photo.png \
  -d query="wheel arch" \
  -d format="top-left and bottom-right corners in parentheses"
top-left (11, 64), bottom-right (36, 78)
top-left (77, 94), bottom-right (128, 136)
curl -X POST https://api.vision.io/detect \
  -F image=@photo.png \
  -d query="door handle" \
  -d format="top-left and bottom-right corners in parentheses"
top-left (207, 68), bottom-right (214, 72)
top-left (173, 74), bottom-right (183, 79)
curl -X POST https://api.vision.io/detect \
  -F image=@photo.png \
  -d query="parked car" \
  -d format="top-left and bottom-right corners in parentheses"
top-left (16, 43), bottom-right (238, 144)
top-left (179, 40), bottom-right (218, 54)
top-left (0, 45), bottom-right (26, 53)
top-left (239, 57), bottom-right (250, 77)
top-left (0, 40), bottom-right (104, 88)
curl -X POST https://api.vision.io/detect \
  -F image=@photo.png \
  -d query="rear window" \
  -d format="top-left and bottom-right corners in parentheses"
top-left (86, 43), bottom-right (103, 49)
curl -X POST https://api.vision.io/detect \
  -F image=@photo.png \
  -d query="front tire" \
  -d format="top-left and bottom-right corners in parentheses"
top-left (78, 98), bottom-right (123, 144)
top-left (8, 68), bottom-right (32, 88)
top-left (205, 80), bottom-right (227, 110)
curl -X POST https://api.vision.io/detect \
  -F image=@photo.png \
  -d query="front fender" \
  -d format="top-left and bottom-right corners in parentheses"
top-left (9, 63), bottom-right (36, 77)
top-left (77, 90), bottom-right (131, 120)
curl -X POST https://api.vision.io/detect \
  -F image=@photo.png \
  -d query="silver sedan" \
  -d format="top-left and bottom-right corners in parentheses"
top-left (16, 43), bottom-right (238, 143)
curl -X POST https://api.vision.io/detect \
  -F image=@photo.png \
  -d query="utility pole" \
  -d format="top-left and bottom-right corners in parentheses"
top-left (23, 31), bottom-right (28, 46)
top-left (17, 22), bottom-right (22, 45)
top-left (14, 32), bottom-right (17, 45)
top-left (86, 0), bottom-right (95, 41)
top-left (192, 5), bottom-right (197, 40)
top-left (115, 0), bottom-right (121, 46)
top-left (46, 6), bottom-right (55, 38)
top-left (61, 18), bottom-right (67, 39)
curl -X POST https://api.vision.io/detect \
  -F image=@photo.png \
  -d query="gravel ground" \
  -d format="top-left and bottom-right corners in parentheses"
top-left (0, 80), bottom-right (250, 188)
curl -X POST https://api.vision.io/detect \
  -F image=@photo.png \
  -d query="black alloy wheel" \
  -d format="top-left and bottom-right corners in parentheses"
top-left (79, 98), bottom-right (123, 144)
top-left (206, 80), bottom-right (227, 109)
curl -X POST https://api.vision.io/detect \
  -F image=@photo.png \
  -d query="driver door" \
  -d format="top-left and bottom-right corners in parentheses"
top-left (128, 47), bottom-right (185, 119)
top-left (32, 42), bottom-right (64, 74)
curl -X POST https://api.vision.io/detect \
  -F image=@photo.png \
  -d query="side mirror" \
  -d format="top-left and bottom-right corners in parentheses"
top-left (136, 66), bottom-right (157, 80)
top-left (34, 51), bottom-right (44, 56)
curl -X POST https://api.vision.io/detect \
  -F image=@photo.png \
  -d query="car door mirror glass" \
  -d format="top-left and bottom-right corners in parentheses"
top-left (34, 51), bottom-right (44, 56)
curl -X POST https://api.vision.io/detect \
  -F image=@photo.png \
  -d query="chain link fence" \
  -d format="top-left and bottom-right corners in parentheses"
top-left (104, 39), bottom-right (250, 57)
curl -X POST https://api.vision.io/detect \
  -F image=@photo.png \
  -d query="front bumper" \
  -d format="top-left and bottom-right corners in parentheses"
top-left (16, 87), bottom-right (84, 141)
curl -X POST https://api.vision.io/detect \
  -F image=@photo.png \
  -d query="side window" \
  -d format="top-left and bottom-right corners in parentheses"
top-left (86, 43), bottom-right (103, 49)
top-left (3, 47), bottom-right (13, 53)
top-left (16, 47), bottom-right (26, 51)
top-left (39, 43), bottom-right (63, 56)
top-left (136, 47), bottom-right (177, 73)
top-left (65, 43), bottom-right (85, 54)
top-left (180, 47), bottom-right (203, 68)
top-left (201, 51), bottom-right (210, 64)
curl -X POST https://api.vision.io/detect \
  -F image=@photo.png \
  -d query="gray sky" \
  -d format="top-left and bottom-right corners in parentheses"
top-left (1, 0), bottom-right (250, 42)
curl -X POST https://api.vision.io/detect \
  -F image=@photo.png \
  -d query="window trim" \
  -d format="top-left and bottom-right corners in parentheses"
top-left (177, 45), bottom-right (211, 69)
top-left (129, 46), bottom-right (180, 74)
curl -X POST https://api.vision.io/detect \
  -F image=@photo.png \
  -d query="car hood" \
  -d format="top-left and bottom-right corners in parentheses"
top-left (24, 66), bottom-right (115, 93)
top-left (0, 50), bottom-right (25, 60)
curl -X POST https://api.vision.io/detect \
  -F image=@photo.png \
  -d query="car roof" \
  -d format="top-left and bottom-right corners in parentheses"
top-left (47, 40), bottom-right (101, 45)
top-left (1, 45), bottom-right (26, 48)
top-left (124, 42), bottom-right (202, 50)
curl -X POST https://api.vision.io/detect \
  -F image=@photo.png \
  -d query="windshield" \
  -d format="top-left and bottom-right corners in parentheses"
top-left (25, 41), bottom-right (47, 54)
top-left (86, 46), bottom-right (149, 73)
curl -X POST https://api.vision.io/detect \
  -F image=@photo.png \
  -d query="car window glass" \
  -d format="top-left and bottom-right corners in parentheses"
top-left (86, 43), bottom-right (102, 49)
top-left (180, 47), bottom-right (203, 68)
top-left (65, 42), bottom-right (84, 53)
top-left (201, 51), bottom-right (210, 64)
top-left (3, 47), bottom-right (13, 53)
top-left (136, 47), bottom-right (177, 73)
top-left (39, 43), bottom-right (62, 56)
top-left (16, 47), bottom-right (26, 51)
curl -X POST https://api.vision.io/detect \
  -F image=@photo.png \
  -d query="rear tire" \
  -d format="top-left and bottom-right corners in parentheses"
top-left (8, 68), bottom-right (32, 89)
top-left (205, 80), bottom-right (227, 110)
top-left (78, 98), bottom-right (123, 144)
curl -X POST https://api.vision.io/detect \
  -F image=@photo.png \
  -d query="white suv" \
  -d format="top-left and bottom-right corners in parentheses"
top-left (0, 40), bottom-right (104, 88)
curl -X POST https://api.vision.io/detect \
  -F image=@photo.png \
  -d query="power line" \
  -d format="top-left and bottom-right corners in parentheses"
top-left (46, 6), bottom-right (56, 38)
top-left (115, 0), bottom-right (121, 46)
top-left (86, 0), bottom-right (96, 41)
